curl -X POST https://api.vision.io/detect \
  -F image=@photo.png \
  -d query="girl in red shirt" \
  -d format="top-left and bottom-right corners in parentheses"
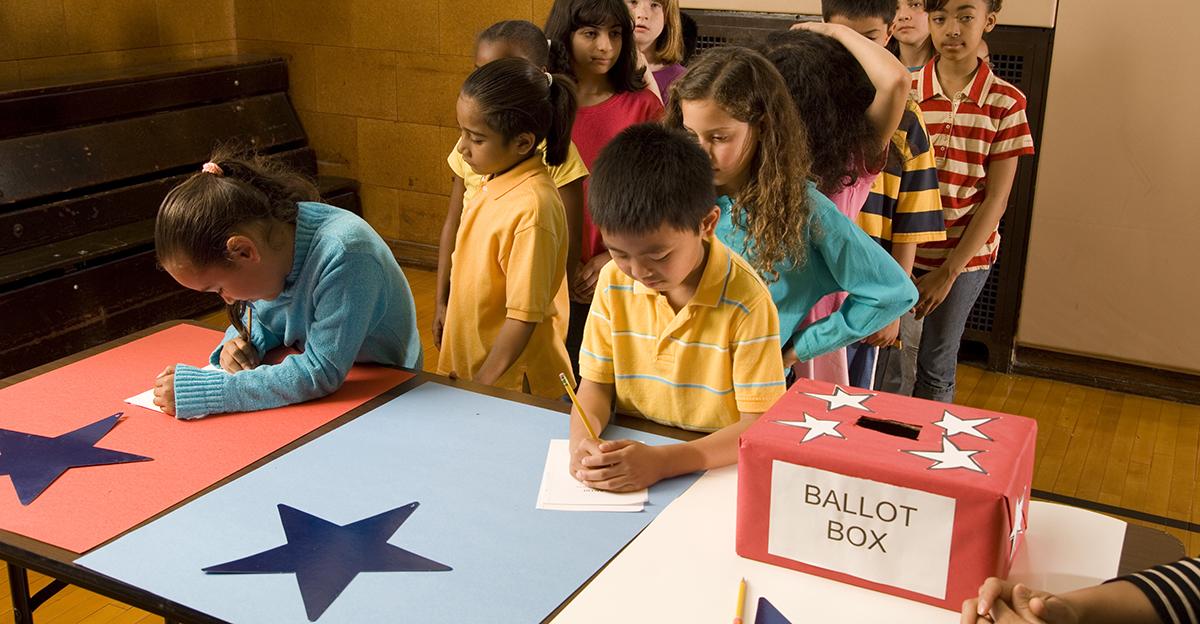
top-left (546, 0), bottom-right (663, 373)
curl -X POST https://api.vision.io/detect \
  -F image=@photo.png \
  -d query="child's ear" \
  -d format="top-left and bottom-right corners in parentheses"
top-left (983, 12), bottom-right (998, 32)
top-left (699, 205), bottom-right (721, 237)
top-left (225, 235), bottom-right (261, 264)
top-left (515, 131), bottom-right (537, 156)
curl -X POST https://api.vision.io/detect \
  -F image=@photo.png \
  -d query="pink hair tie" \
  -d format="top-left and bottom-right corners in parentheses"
top-left (201, 162), bottom-right (223, 176)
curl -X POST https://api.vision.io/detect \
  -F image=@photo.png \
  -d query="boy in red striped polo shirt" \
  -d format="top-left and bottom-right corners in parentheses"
top-left (909, 0), bottom-right (1034, 402)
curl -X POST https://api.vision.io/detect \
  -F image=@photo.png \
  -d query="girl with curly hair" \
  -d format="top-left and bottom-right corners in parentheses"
top-left (664, 46), bottom-right (916, 377)
top-left (759, 22), bottom-right (911, 384)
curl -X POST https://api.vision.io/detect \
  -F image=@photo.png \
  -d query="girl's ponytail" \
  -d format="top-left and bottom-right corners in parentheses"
top-left (543, 71), bottom-right (578, 166)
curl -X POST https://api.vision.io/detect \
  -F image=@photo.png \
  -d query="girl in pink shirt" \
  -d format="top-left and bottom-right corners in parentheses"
top-left (546, 0), bottom-right (663, 372)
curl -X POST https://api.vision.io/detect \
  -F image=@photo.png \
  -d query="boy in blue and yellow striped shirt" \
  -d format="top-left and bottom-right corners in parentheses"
top-left (567, 124), bottom-right (786, 492)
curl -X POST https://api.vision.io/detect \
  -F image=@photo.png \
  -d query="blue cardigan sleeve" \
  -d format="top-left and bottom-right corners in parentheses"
top-left (790, 204), bottom-right (918, 362)
top-left (175, 250), bottom-right (385, 419)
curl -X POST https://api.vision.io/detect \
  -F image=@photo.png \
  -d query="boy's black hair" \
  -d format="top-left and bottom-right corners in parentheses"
top-left (925, 0), bottom-right (1002, 12)
top-left (588, 124), bottom-right (715, 235)
top-left (477, 20), bottom-right (550, 68)
top-left (821, 0), bottom-right (897, 25)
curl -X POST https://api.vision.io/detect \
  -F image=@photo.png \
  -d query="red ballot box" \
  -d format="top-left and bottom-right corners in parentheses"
top-left (736, 379), bottom-right (1036, 611)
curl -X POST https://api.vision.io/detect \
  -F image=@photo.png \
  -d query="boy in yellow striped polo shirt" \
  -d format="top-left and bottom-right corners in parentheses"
top-left (568, 124), bottom-right (786, 492)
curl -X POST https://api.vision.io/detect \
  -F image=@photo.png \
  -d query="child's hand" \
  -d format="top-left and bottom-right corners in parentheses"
top-left (219, 337), bottom-right (260, 373)
top-left (152, 365), bottom-right (176, 416)
top-left (570, 436), bottom-right (606, 478)
top-left (914, 266), bottom-right (959, 320)
top-left (782, 347), bottom-right (799, 368)
top-left (433, 303), bottom-right (447, 349)
top-left (576, 439), bottom-right (665, 491)
top-left (864, 319), bottom-right (901, 348)
top-left (571, 252), bottom-right (612, 302)
top-left (961, 578), bottom-right (1079, 624)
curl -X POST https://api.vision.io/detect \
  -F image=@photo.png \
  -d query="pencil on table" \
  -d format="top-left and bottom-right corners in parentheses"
top-left (559, 373), bottom-right (598, 440)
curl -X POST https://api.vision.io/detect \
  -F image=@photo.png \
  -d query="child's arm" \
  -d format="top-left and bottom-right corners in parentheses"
top-left (914, 157), bottom-right (1019, 319)
top-left (568, 377), bottom-right (614, 474)
top-left (558, 178), bottom-right (585, 298)
top-left (473, 318), bottom-right (537, 386)
top-left (576, 413), bottom-right (762, 491)
top-left (961, 577), bottom-right (1159, 624)
top-left (790, 202), bottom-right (918, 363)
top-left (794, 21), bottom-right (910, 153)
top-left (169, 251), bottom-right (399, 419)
top-left (863, 241), bottom-right (917, 347)
top-left (435, 175), bottom-right (467, 348)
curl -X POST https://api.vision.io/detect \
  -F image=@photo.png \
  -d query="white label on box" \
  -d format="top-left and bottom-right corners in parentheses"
top-left (767, 460), bottom-right (956, 599)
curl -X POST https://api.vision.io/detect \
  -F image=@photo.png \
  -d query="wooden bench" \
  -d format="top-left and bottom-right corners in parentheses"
top-left (0, 54), bottom-right (359, 378)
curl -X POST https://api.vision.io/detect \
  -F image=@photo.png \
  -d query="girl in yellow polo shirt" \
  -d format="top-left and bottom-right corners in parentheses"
top-left (437, 57), bottom-right (577, 398)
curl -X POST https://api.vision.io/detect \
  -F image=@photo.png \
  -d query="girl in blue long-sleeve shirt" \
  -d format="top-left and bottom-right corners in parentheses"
top-left (151, 151), bottom-right (422, 419)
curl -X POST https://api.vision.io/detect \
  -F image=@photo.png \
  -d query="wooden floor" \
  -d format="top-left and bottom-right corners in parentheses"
top-left (4, 267), bottom-right (1198, 623)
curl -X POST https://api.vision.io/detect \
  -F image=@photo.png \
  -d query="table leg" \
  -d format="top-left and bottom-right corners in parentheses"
top-left (7, 563), bottom-right (33, 624)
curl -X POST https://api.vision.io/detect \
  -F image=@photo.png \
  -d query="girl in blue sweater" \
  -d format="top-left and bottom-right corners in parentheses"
top-left (665, 46), bottom-right (916, 374)
top-left (151, 151), bottom-right (422, 419)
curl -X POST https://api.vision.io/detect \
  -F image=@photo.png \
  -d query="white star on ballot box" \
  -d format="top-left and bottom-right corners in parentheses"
top-left (1009, 492), bottom-right (1026, 561)
top-left (933, 410), bottom-right (995, 440)
top-left (903, 436), bottom-right (988, 474)
top-left (773, 413), bottom-right (846, 443)
top-left (801, 386), bottom-right (875, 412)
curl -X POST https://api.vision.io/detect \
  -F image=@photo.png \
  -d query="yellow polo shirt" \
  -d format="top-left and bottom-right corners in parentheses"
top-left (437, 156), bottom-right (572, 398)
top-left (447, 140), bottom-right (589, 206)
top-left (579, 238), bottom-right (786, 432)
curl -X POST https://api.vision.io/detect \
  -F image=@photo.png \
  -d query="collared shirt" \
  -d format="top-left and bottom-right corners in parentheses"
top-left (437, 156), bottom-right (571, 398)
top-left (911, 57), bottom-right (1035, 272)
top-left (447, 139), bottom-right (589, 206)
top-left (857, 99), bottom-right (947, 251)
top-left (579, 238), bottom-right (785, 432)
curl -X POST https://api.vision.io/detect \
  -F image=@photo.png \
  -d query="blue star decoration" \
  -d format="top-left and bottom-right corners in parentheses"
top-left (203, 502), bottom-right (452, 621)
top-left (0, 413), bottom-right (152, 506)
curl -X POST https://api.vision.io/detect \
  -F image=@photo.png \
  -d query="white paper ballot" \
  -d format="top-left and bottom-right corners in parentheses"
top-left (536, 439), bottom-right (647, 512)
top-left (124, 364), bottom-right (223, 413)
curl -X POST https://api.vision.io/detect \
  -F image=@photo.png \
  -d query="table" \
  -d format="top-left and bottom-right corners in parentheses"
top-left (0, 322), bottom-right (1186, 623)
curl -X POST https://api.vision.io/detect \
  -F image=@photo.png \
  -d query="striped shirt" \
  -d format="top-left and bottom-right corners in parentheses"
top-left (1117, 557), bottom-right (1200, 624)
top-left (857, 99), bottom-right (946, 251)
top-left (911, 57), bottom-right (1035, 272)
top-left (579, 237), bottom-right (785, 432)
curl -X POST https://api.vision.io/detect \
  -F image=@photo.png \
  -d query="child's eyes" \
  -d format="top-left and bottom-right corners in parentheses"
top-left (650, 253), bottom-right (670, 262)
top-left (960, 15), bottom-right (974, 22)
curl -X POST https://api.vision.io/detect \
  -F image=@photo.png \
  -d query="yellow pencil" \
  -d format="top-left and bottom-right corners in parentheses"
top-left (733, 577), bottom-right (746, 624)
top-left (559, 373), bottom-right (598, 440)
